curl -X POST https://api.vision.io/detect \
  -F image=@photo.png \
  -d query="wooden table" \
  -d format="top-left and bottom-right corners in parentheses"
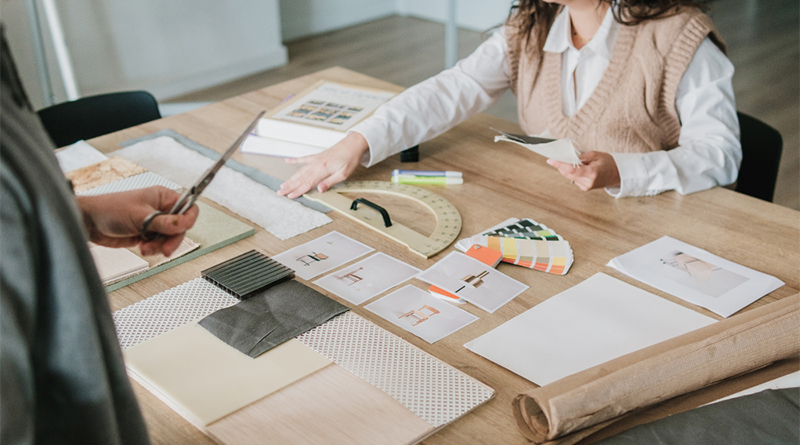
top-left (90, 67), bottom-right (800, 444)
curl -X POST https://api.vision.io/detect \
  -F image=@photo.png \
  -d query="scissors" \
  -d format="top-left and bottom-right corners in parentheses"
top-left (140, 110), bottom-right (265, 241)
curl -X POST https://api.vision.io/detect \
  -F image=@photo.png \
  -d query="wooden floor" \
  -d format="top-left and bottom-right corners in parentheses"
top-left (172, 1), bottom-right (799, 210)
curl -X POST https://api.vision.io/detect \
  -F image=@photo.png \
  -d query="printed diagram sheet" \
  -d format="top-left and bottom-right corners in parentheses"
top-left (272, 231), bottom-right (374, 280)
top-left (271, 82), bottom-right (395, 131)
top-left (416, 252), bottom-right (529, 313)
top-left (366, 285), bottom-right (478, 344)
top-left (464, 273), bottom-right (716, 386)
top-left (607, 236), bottom-right (785, 317)
top-left (314, 253), bottom-right (421, 305)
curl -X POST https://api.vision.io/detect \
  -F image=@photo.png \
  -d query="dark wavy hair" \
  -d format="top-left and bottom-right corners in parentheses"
top-left (508, 0), bottom-right (709, 52)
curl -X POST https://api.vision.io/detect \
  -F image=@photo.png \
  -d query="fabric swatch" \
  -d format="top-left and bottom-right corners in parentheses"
top-left (66, 157), bottom-right (147, 193)
top-left (199, 280), bottom-right (349, 358)
top-left (110, 136), bottom-right (331, 240)
top-left (79, 171), bottom-right (181, 196)
top-left (119, 129), bottom-right (331, 214)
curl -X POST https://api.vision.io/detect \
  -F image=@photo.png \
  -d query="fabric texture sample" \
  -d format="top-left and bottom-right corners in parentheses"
top-left (111, 136), bottom-right (332, 240)
top-left (596, 388), bottom-right (800, 445)
top-left (79, 171), bottom-right (182, 196)
top-left (65, 157), bottom-right (147, 192)
top-left (199, 280), bottom-right (349, 357)
top-left (120, 129), bottom-right (331, 213)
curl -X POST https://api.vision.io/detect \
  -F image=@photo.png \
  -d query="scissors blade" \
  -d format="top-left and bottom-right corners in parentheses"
top-left (174, 110), bottom-right (265, 213)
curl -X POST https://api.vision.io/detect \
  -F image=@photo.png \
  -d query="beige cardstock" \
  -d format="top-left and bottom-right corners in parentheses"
top-left (124, 321), bottom-right (331, 426)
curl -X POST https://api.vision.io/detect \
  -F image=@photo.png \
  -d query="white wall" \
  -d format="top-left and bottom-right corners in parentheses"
top-left (279, 0), bottom-right (395, 42)
top-left (280, 0), bottom-right (511, 42)
top-left (397, 0), bottom-right (513, 32)
top-left (2, 0), bottom-right (288, 107)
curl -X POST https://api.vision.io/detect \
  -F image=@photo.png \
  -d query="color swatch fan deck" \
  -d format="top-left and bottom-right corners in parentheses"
top-left (456, 218), bottom-right (574, 275)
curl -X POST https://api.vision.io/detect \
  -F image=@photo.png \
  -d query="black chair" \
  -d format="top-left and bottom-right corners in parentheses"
top-left (735, 112), bottom-right (783, 202)
top-left (37, 91), bottom-right (161, 148)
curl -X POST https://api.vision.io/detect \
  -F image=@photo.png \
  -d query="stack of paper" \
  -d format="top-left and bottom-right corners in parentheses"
top-left (241, 81), bottom-right (395, 158)
top-left (90, 245), bottom-right (150, 284)
top-left (456, 218), bottom-right (574, 275)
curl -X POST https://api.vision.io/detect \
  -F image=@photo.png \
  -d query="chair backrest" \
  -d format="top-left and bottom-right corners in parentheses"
top-left (735, 112), bottom-right (783, 202)
top-left (36, 91), bottom-right (161, 148)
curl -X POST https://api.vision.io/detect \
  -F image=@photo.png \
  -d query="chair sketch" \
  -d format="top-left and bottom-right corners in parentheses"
top-left (336, 267), bottom-right (364, 286)
top-left (399, 305), bottom-right (440, 326)
top-left (296, 252), bottom-right (328, 266)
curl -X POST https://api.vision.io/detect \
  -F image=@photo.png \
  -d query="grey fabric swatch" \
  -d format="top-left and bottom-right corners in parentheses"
top-left (199, 280), bottom-right (348, 358)
top-left (597, 388), bottom-right (800, 445)
top-left (120, 129), bottom-right (331, 213)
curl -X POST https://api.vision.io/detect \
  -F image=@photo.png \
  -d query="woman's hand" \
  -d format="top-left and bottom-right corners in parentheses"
top-left (547, 151), bottom-right (621, 191)
top-left (278, 132), bottom-right (370, 199)
top-left (76, 186), bottom-right (199, 257)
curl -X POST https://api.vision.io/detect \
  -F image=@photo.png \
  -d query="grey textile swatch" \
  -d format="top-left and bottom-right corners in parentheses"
top-left (596, 388), bottom-right (800, 445)
top-left (119, 129), bottom-right (331, 213)
top-left (198, 280), bottom-right (348, 358)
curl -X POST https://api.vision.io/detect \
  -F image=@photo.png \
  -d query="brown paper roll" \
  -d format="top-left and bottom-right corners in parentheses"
top-left (512, 294), bottom-right (800, 444)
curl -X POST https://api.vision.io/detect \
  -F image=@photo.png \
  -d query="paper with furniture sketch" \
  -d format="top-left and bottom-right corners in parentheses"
top-left (272, 231), bottom-right (374, 280)
top-left (607, 236), bottom-right (785, 318)
top-left (416, 252), bottom-right (529, 313)
top-left (314, 252), bottom-right (421, 305)
top-left (464, 272), bottom-right (716, 386)
top-left (494, 130), bottom-right (582, 166)
top-left (366, 285), bottom-right (478, 344)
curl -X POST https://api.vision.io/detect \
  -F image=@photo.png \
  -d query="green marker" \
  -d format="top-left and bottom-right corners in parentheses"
top-left (391, 175), bottom-right (463, 185)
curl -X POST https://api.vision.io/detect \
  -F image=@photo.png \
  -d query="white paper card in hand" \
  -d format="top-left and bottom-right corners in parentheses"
top-left (464, 273), bottom-right (716, 386)
top-left (494, 135), bottom-right (582, 167)
top-left (607, 236), bottom-right (785, 317)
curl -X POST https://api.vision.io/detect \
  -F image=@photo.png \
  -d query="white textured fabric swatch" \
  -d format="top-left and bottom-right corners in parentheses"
top-left (110, 136), bottom-right (331, 240)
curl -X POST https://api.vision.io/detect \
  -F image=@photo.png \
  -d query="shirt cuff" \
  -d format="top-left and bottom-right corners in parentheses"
top-left (606, 153), bottom-right (651, 198)
top-left (350, 120), bottom-right (388, 168)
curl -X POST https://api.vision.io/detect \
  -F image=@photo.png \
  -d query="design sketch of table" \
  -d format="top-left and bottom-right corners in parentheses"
top-left (93, 67), bottom-right (800, 444)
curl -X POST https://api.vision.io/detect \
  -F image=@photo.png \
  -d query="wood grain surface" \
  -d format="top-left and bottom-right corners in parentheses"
top-left (92, 67), bottom-right (800, 445)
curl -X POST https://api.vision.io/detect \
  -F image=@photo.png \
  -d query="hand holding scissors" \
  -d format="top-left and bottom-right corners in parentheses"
top-left (140, 110), bottom-right (265, 241)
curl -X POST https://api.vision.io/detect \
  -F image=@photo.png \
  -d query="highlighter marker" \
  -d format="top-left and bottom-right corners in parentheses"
top-left (391, 175), bottom-right (464, 185)
top-left (392, 169), bottom-right (462, 178)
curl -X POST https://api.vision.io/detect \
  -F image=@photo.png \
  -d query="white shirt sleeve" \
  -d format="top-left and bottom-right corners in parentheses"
top-left (607, 38), bottom-right (742, 197)
top-left (351, 29), bottom-right (511, 167)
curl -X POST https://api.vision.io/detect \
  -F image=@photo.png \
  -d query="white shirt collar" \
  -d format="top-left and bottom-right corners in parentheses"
top-left (543, 5), bottom-right (617, 59)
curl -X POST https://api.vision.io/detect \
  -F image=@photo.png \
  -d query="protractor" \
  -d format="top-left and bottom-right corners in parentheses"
top-left (305, 181), bottom-right (462, 258)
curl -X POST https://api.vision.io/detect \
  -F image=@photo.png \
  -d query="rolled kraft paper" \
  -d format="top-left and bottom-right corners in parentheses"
top-left (512, 294), bottom-right (800, 444)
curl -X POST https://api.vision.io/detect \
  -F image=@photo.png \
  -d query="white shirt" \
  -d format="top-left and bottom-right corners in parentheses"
top-left (352, 6), bottom-right (741, 198)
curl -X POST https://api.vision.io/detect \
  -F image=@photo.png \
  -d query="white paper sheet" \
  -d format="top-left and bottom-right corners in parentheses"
top-left (416, 252), bottom-right (529, 313)
top-left (607, 236), bottom-right (785, 318)
top-left (366, 285), bottom-right (478, 344)
top-left (55, 140), bottom-right (108, 172)
top-left (272, 231), bottom-right (374, 280)
top-left (241, 133), bottom-right (327, 158)
top-left (464, 272), bottom-right (716, 386)
top-left (110, 136), bottom-right (331, 240)
top-left (708, 371), bottom-right (800, 405)
top-left (256, 118), bottom-right (346, 148)
top-left (314, 252), bottom-right (421, 305)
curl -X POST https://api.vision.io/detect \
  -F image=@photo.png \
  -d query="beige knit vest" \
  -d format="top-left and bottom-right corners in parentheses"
top-left (507, 8), bottom-right (725, 154)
